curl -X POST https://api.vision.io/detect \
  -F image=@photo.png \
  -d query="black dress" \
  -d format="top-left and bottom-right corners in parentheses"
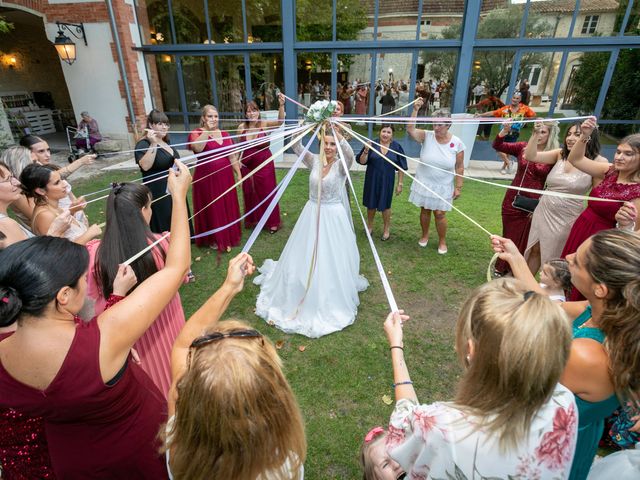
top-left (134, 139), bottom-right (193, 234)
top-left (357, 140), bottom-right (407, 211)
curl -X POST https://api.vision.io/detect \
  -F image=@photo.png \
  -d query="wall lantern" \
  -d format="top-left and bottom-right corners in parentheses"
top-left (53, 22), bottom-right (88, 65)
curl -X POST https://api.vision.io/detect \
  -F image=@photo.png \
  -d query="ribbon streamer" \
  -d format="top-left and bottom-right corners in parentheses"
top-left (331, 123), bottom-right (399, 313)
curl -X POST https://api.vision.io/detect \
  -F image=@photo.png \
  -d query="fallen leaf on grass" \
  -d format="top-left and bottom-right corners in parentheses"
top-left (382, 394), bottom-right (393, 405)
top-left (275, 340), bottom-right (285, 350)
top-left (298, 345), bottom-right (306, 352)
top-left (328, 410), bottom-right (337, 419)
top-left (195, 256), bottom-right (202, 262)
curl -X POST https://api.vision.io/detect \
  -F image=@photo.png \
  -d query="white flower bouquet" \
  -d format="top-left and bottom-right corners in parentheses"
top-left (304, 100), bottom-right (338, 123)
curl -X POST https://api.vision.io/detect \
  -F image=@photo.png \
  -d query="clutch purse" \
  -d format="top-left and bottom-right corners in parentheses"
top-left (512, 194), bottom-right (539, 213)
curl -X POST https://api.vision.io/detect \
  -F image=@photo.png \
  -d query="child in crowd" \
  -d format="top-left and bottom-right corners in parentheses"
top-left (360, 427), bottom-right (406, 480)
top-left (539, 258), bottom-right (571, 302)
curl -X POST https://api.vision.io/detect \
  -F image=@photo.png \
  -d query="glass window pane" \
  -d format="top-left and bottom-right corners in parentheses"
top-left (250, 53), bottom-right (284, 110)
top-left (420, 0), bottom-right (463, 40)
top-left (214, 56), bottom-right (246, 113)
top-left (146, 54), bottom-right (181, 112)
top-left (377, 1), bottom-right (418, 40)
top-left (599, 49), bottom-right (639, 131)
top-left (556, 51), bottom-right (611, 115)
top-left (140, 0), bottom-right (173, 45)
top-left (246, 0), bottom-right (282, 42)
top-left (336, 0), bottom-right (369, 40)
top-left (418, 50), bottom-right (458, 112)
top-left (297, 53), bottom-right (332, 107)
top-left (181, 56), bottom-right (213, 112)
top-left (171, 0), bottom-right (207, 43)
top-left (209, 0), bottom-right (244, 43)
top-left (525, 1), bottom-right (572, 38)
top-left (572, 2), bottom-right (621, 38)
top-left (296, 0), bottom-right (333, 41)
top-left (339, 53), bottom-right (372, 115)
top-left (623, 1), bottom-right (640, 35)
top-left (477, 1), bottom-right (525, 39)
top-left (466, 50), bottom-right (517, 106)
top-left (515, 51), bottom-right (564, 111)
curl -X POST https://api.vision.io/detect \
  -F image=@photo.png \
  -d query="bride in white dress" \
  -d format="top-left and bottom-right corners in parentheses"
top-left (254, 129), bottom-right (368, 338)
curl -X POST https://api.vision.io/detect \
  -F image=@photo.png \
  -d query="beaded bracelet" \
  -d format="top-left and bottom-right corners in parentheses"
top-left (393, 381), bottom-right (413, 388)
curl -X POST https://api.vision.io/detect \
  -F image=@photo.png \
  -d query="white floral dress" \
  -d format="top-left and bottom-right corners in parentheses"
top-left (387, 384), bottom-right (577, 479)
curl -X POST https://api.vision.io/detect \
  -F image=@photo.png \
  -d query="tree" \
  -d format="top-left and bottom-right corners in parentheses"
top-left (424, 6), bottom-right (550, 97)
top-left (571, 47), bottom-right (640, 137)
top-left (0, 15), bottom-right (13, 34)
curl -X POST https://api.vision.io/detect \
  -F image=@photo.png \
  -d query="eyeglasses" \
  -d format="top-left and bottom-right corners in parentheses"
top-left (190, 329), bottom-right (263, 349)
top-left (0, 173), bottom-right (16, 184)
top-left (188, 329), bottom-right (264, 367)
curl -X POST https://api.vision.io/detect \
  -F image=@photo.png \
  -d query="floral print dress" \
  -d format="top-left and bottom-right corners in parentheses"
top-left (387, 384), bottom-right (577, 479)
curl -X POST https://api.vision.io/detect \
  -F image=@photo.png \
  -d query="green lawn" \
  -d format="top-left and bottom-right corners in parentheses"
top-left (77, 168), bottom-right (506, 479)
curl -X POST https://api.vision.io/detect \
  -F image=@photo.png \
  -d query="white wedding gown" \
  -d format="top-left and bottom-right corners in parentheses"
top-left (254, 138), bottom-right (369, 338)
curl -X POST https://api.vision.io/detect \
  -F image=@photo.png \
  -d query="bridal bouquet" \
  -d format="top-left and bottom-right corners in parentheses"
top-left (304, 100), bottom-right (338, 123)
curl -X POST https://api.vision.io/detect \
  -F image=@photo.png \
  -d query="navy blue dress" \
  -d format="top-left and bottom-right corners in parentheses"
top-left (357, 140), bottom-right (407, 211)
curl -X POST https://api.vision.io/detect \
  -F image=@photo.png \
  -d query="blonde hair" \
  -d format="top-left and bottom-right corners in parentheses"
top-left (540, 120), bottom-right (560, 151)
top-left (199, 104), bottom-right (218, 128)
top-left (584, 229), bottom-right (640, 402)
top-left (454, 278), bottom-right (571, 451)
top-left (0, 146), bottom-right (32, 177)
top-left (166, 320), bottom-right (306, 480)
top-left (359, 431), bottom-right (386, 480)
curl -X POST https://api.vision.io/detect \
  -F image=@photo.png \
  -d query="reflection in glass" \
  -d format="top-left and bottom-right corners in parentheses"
top-left (297, 53), bottom-right (332, 107)
top-left (336, 0), bottom-right (368, 40)
top-left (373, 53), bottom-right (412, 116)
top-left (420, 0), bottom-right (464, 40)
top-left (377, 1), bottom-right (418, 40)
top-left (147, 54), bottom-right (180, 112)
top-left (340, 54), bottom-right (372, 115)
top-left (250, 54), bottom-right (284, 111)
top-left (477, 1), bottom-right (524, 39)
top-left (417, 51), bottom-right (458, 112)
top-left (525, 1), bottom-right (569, 38)
top-left (556, 51), bottom-right (610, 115)
top-left (572, 2), bottom-right (621, 38)
top-left (215, 56), bottom-right (246, 113)
top-left (246, 0), bottom-right (282, 42)
top-left (623, 1), bottom-right (640, 35)
top-left (170, 0), bottom-right (207, 43)
top-left (209, 0), bottom-right (244, 43)
top-left (466, 50), bottom-right (516, 106)
top-left (601, 48), bottom-right (639, 134)
top-left (516, 51), bottom-right (564, 109)
top-left (296, 0), bottom-right (332, 41)
top-left (140, 0), bottom-right (173, 45)
top-left (182, 56), bottom-right (213, 112)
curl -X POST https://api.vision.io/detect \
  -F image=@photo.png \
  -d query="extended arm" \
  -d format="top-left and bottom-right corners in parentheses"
top-left (189, 129), bottom-right (209, 154)
top-left (492, 123), bottom-right (526, 157)
top-left (97, 161), bottom-right (192, 381)
top-left (58, 154), bottom-right (96, 180)
top-left (263, 93), bottom-right (286, 128)
top-left (384, 311), bottom-right (417, 402)
top-left (567, 117), bottom-right (610, 180)
top-left (167, 253), bottom-right (256, 416)
top-left (407, 98), bottom-right (426, 144)
top-left (524, 124), bottom-right (560, 164)
top-left (490, 235), bottom-right (543, 293)
top-left (292, 137), bottom-right (316, 168)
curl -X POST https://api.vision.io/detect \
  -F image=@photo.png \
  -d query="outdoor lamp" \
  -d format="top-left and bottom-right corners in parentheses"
top-left (53, 22), bottom-right (87, 65)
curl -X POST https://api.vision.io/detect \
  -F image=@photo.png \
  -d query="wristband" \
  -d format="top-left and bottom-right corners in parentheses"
top-left (616, 221), bottom-right (636, 231)
top-left (392, 381), bottom-right (413, 388)
top-left (390, 345), bottom-right (403, 351)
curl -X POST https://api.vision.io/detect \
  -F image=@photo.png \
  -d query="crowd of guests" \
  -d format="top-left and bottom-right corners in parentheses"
top-left (0, 93), bottom-right (639, 479)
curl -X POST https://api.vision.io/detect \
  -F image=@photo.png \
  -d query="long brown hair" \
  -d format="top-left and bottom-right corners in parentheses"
top-left (166, 320), bottom-right (306, 479)
top-left (584, 229), bottom-right (640, 402)
top-left (619, 133), bottom-right (640, 182)
top-left (454, 278), bottom-right (572, 451)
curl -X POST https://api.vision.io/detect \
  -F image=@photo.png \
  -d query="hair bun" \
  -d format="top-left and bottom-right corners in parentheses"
top-left (623, 280), bottom-right (640, 311)
top-left (0, 285), bottom-right (22, 327)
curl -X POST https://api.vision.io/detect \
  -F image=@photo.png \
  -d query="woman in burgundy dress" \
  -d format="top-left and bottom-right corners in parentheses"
top-left (492, 121), bottom-right (558, 275)
top-left (188, 105), bottom-right (242, 251)
top-left (561, 117), bottom-right (640, 299)
top-left (237, 94), bottom-right (285, 233)
top-left (0, 163), bottom-right (192, 479)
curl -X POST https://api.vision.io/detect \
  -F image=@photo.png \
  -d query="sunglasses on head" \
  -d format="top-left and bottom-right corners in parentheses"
top-left (190, 329), bottom-right (264, 349)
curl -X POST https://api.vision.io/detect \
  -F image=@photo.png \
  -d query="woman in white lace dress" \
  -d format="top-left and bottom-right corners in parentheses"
top-left (254, 129), bottom-right (368, 338)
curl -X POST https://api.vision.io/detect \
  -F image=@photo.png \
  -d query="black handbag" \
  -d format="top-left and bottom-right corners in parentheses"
top-left (512, 194), bottom-right (539, 213)
top-left (511, 162), bottom-right (539, 214)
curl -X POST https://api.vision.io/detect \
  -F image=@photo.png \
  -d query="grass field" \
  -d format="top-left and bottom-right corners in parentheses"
top-left (77, 168), bottom-right (507, 479)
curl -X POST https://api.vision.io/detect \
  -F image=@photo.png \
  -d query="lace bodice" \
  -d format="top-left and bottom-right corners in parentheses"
top-left (292, 139), bottom-right (355, 203)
